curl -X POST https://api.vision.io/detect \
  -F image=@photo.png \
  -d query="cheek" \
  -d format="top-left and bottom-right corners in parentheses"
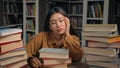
top-left (49, 25), bottom-right (56, 31)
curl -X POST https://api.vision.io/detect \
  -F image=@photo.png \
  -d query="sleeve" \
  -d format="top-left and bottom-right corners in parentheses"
top-left (63, 35), bottom-right (84, 62)
top-left (25, 33), bottom-right (43, 57)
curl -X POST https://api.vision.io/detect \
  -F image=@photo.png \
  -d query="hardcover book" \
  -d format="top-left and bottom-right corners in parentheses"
top-left (0, 40), bottom-right (23, 54)
top-left (84, 35), bottom-right (120, 43)
top-left (44, 64), bottom-right (68, 68)
top-left (85, 54), bottom-right (118, 62)
top-left (4, 60), bottom-right (27, 68)
top-left (0, 54), bottom-right (27, 66)
top-left (0, 47), bottom-right (26, 59)
top-left (39, 48), bottom-right (69, 59)
top-left (82, 24), bottom-right (117, 32)
top-left (0, 32), bottom-right (22, 44)
top-left (0, 28), bottom-right (22, 36)
top-left (87, 40), bottom-right (120, 48)
top-left (87, 61), bottom-right (119, 68)
top-left (83, 47), bottom-right (117, 57)
top-left (42, 58), bottom-right (71, 66)
top-left (81, 31), bottom-right (118, 37)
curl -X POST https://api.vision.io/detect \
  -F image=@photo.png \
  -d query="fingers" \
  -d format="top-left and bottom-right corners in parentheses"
top-left (31, 57), bottom-right (42, 67)
top-left (34, 57), bottom-right (42, 66)
top-left (64, 17), bottom-right (70, 36)
top-left (64, 17), bottom-right (70, 26)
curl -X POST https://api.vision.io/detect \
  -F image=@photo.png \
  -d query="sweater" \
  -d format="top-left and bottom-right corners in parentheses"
top-left (25, 31), bottom-right (84, 61)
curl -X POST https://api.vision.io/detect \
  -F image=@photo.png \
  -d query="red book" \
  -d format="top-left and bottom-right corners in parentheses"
top-left (0, 40), bottom-right (23, 54)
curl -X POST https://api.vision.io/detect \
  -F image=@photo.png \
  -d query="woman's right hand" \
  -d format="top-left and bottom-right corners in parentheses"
top-left (28, 57), bottom-right (42, 68)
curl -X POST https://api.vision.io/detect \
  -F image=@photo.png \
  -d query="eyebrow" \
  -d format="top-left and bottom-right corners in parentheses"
top-left (50, 17), bottom-right (64, 22)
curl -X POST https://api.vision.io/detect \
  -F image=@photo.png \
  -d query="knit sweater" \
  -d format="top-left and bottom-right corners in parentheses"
top-left (25, 31), bottom-right (84, 61)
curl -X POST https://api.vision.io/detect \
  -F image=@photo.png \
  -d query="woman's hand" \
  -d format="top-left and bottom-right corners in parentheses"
top-left (64, 17), bottom-right (70, 36)
top-left (28, 57), bottom-right (42, 68)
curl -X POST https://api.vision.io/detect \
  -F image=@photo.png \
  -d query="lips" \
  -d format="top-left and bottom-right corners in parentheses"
top-left (56, 28), bottom-right (63, 32)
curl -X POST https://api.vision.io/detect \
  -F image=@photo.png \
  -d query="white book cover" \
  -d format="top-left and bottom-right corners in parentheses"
top-left (0, 28), bottom-right (22, 36)
top-left (39, 48), bottom-right (69, 59)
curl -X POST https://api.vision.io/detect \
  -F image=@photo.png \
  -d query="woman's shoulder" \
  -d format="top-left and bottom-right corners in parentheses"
top-left (37, 31), bottom-right (49, 36)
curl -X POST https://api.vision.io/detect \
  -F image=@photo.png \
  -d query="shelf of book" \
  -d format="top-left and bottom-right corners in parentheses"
top-left (2, 0), bottom-right (23, 27)
top-left (108, 0), bottom-right (120, 34)
top-left (83, 0), bottom-right (109, 24)
top-left (82, 0), bottom-right (109, 47)
top-left (23, 0), bottom-right (39, 44)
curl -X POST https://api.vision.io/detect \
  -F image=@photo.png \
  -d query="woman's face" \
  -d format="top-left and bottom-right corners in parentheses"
top-left (49, 13), bottom-right (66, 35)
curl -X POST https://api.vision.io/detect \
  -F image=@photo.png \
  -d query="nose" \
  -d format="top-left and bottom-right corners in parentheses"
top-left (56, 21), bottom-right (61, 27)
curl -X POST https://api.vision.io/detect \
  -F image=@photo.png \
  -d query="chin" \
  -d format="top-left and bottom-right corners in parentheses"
top-left (57, 31), bottom-right (65, 35)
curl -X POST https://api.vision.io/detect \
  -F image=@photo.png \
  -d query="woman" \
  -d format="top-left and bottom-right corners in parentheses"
top-left (25, 7), bottom-right (89, 68)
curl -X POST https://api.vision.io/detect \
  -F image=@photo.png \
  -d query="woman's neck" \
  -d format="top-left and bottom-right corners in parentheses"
top-left (54, 33), bottom-right (64, 41)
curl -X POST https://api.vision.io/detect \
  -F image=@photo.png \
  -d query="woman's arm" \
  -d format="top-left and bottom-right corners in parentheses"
top-left (25, 33), bottom-right (43, 57)
top-left (64, 35), bottom-right (84, 62)
top-left (64, 17), bottom-right (84, 62)
top-left (25, 32), bottom-right (44, 67)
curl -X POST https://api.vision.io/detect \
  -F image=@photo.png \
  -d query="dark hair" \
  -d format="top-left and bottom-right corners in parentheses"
top-left (43, 7), bottom-right (78, 36)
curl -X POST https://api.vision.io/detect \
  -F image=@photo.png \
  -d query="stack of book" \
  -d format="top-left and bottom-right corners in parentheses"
top-left (39, 48), bottom-right (71, 68)
top-left (0, 28), bottom-right (28, 68)
top-left (82, 24), bottom-right (120, 68)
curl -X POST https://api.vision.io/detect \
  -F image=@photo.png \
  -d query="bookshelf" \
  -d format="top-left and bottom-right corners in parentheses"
top-left (47, 0), bottom-right (83, 41)
top-left (82, 0), bottom-right (109, 46)
top-left (0, 0), bottom-right (4, 26)
top-left (114, 0), bottom-right (120, 58)
top-left (113, 0), bottom-right (120, 26)
top-left (69, 0), bottom-right (83, 40)
top-left (83, 0), bottom-right (109, 24)
top-left (23, 0), bottom-right (39, 44)
top-left (108, 0), bottom-right (120, 58)
top-left (2, 0), bottom-right (23, 28)
top-left (47, 0), bottom-right (110, 46)
top-left (108, 0), bottom-right (120, 34)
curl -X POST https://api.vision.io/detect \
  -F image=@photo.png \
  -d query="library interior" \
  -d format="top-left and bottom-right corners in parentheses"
top-left (0, 0), bottom-right (120, 68)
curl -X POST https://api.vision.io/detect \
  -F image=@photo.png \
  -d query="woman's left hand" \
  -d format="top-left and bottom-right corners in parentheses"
top-left (64, 17), bottom-right (70, 36)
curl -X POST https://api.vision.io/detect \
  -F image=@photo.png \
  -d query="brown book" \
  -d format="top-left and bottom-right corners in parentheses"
top-left (84, 35), bottom-right (120, 43)
top-left (85, 54), bottom-right (118, 62)
top-left (88, 40), bottom-right (120, 48)
top-left (87, 61), bottom-right (119, 68)
top-left (0, 32), bottom-right (22, 44)
top-left (44, 63), bottom-right (68, 68)
top-left (83, 24), bottom-right (117, 32)
top-left (83, 47), bottom-right (117, 57)
top-left (39, 48), bottom-right (69, 59)
top-left (0, 54), bottom-right (27, 66)
top-left (0, 47), bottom-right (26, 59)
top-left (42, 58), bottom-right (71, 66)
top-left (81, 31), bottom-right (118, 37)
top-left (4, 60), bottom-right (27, 68)
top-left (0, 40), bottom-right (23, 54)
